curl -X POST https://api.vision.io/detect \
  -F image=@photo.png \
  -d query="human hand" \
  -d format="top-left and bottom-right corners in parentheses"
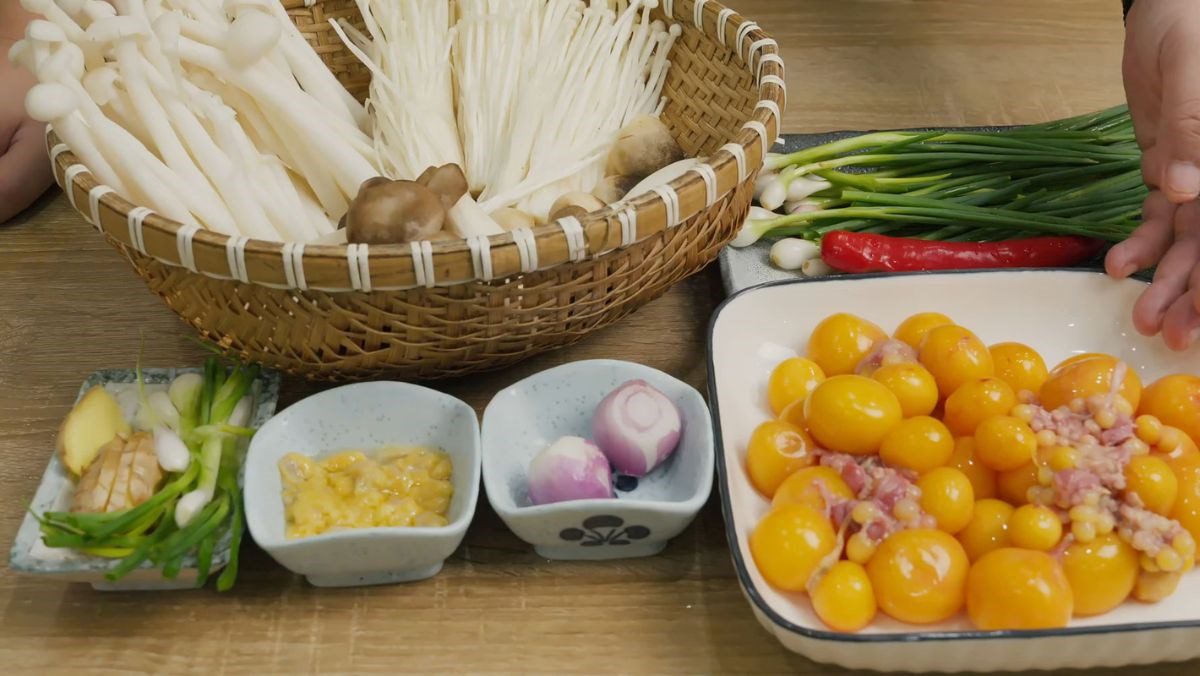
top-left (0, 35), bottom-right (53, 224)
top-left (1107, 0), bottom-right (1200, 350)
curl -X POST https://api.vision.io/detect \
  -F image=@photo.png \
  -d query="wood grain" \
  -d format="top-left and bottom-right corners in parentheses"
top-left (4, 1), bottom-right (1194, 674)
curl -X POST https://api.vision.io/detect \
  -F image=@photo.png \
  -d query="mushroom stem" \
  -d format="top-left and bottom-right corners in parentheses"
top-left (173, 35), bottom-right (377, 197)
top-left (90, 18), bottom-right (239, 235)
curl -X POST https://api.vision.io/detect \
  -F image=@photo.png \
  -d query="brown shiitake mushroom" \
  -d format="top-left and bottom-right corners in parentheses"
top-left (606, 115), bottom-right (685, 180)
top-left (490, 207), bottom-right (538, 232)
top-left (549, 191), bottom-right (606, 221)
top-left (343, 177), bottom-right (447, 245)
top-left (418, 164), bottom-right (471, 211)
top-left (592, 175), bottom-right (640, 204)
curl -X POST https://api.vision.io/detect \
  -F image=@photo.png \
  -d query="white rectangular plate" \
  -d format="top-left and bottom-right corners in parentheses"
top-left (708, 269), bottom-right (1200, 672)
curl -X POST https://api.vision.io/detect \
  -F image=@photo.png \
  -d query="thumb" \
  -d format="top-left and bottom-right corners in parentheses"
top-left (1156, 14), bottom-right (1200, 203)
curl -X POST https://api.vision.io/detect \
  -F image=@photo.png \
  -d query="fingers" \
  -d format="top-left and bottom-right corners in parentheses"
top-left (0, 118), bottom-right (54, 224)
top-left (1153, 14), bottom-right (1200, 202)
top-left (1123, 31), bottom-right (1160, 152)
top-left (1106, 191), bottom-right (1177, 278)
top-left (1161, 289), bottom-right (1200, 350)
top-left (1191, 262), bottom-right (1200, 315)
top-left (1132, 201), bottom-right (1200, 336)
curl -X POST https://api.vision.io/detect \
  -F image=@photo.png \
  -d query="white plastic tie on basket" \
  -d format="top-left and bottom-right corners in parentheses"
top-left (757, 53), bottom-right (785, 83)
top-left (618, 207), bottom-right (638, 247)
top-left (744, 120), bottom-right (770, 159)
top-left (468, 235), bottom-right (494, 282)
top-left (758, 74), bottom-right (787, 105)
top-left (735, 22), bottom-right (760, 61)
top-left (716, 8), bottom-right (734, 45)
top-left (87, 185), bottom-right (114, 230)
top-left (692, 163), bottom-right (719, 207)
top-left (420, 241), bottom-right (436, 287)
top-left (409, 241), bottom-right (426, 287)
top-left (63, 164), bottom-right (87, 210)
top-left (720, 142), bottom-right (748, 183)
top-left (512, 227), bottom-right (539, 273)
top-left (225, 235), bottom-right (250, 283)
top-left (176, 223), bottom-right (200, 272)
top-left (747, 38), bottom-right (775, 70)
top-left (753, 101), bottom-right (782, 145)
top-left (347, 243), bottom-right (371, 291)
top-left (291, 243), bottom-right (308, 290)
top-left (359, 245), bottom-right (372, 292)
top-left (50, 143), bottom-right (70, 169)
top-left (756, 100), bottom-right (782, 138)
top-left (126, 206), bottom-right (151, 254)
top-left (694, 0), bottom-right (709, 28)
top-left (651, 184), bottom-right (681, 229)
top-left (558, 216), bottom-right (587, 262)
top-left (281, 242), bottom-right (298, 289)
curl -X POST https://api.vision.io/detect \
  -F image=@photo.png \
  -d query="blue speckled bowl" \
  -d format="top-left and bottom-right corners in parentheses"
top-left (481, 360), bottom-right (714, 560)
top-left (243, 382), bottom-right (480, 587)
top-left (8, 367), bottom-right (281, 591)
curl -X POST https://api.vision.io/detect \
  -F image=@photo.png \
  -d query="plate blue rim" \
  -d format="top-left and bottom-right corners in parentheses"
top-left (704, 267), bottom-right (1197, 643)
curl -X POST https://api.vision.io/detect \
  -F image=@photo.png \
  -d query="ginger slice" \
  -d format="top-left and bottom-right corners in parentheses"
top-left (70, 432), bottom-right (164, 513)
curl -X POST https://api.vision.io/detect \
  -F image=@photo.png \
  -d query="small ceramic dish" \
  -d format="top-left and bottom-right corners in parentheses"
top-left (481, 359), bottom-right (713, 560)
top-left (8, 367), bottom-right (281, 591)
top-left (708, 269), bottom-right (1200, 672)
top-left (243, 381), bottom-right (480, 588)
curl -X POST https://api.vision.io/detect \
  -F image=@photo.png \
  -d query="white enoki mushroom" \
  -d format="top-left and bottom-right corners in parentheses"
top-left (329, 0), bottom-right (462, 180)
top-left (172, 37), bottom-right (377, 196)
top-left (455, 0), bottom-right (680, 220)
top-left (87, 16), bottom-right (240, 235)
top-left (257, 0), bottom-right (368, 130)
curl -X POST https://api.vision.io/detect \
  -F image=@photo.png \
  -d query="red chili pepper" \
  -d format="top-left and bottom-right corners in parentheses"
top-left (820, 232), bottom-right (1107, 274)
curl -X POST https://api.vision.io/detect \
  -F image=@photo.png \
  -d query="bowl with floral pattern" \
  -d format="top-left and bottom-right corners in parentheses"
top-left (481, 360), bottom-right (713, 560)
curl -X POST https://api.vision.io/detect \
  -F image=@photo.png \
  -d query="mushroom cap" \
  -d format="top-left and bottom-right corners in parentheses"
top-left (490, 207), bottom-right (537, 232)
top-left (418, 164), bottom-right (470, 211)
top-left (26, 19), bottom-right (68, 44)
top-left (345, 178), bottom-right (448, 245)
top-left (25, 82), bottom-right (80, 123)
top-left (83, 66), bottom-right (121, 105)
top-left (86, 1), bottom-right (117, 20)
top-left (42, 43), bottom-right (86, 81)
top-left (57, 0), bottom-right (88, 14)
top-left (19, 0), bottom-right (53, 14)
top-left (7, 40), bottom-right (32, 70)
top-left (593, 175), bottom-right (640, 204)
top-left (606, 115), bottom-right (685, 180)
top-left (226, 11), bottom-right (282, 68)
top-left (549, 191), bottom-right (605, 221)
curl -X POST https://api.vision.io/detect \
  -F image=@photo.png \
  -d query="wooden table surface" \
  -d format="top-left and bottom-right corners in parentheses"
top-left (2, 1), bottom-right (1193, 674)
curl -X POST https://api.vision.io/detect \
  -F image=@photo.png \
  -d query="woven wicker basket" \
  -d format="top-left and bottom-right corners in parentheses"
top-left (48, 0), bottom-right (786, 380)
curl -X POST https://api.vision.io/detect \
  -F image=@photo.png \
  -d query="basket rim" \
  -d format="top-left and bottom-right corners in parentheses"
top-left (51, 0), bottom-right (786, 293)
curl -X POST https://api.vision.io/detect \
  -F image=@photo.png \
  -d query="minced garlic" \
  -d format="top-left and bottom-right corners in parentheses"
top-left (279, 446), bottom-right (453, 539)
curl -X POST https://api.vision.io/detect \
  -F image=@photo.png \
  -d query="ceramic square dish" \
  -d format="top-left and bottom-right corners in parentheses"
top-left (482, 360), bottom-right (714, 560)
top-left (8, 367), bottom-right (281, 591)
top-left (243, 382), bottom-right (480, 588)
top-left (708, 269), bottom-right (1200, 673)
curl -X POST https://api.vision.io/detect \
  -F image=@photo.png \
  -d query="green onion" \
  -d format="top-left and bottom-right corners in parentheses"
top-left (742, 106), bottom-right (1145, 249)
